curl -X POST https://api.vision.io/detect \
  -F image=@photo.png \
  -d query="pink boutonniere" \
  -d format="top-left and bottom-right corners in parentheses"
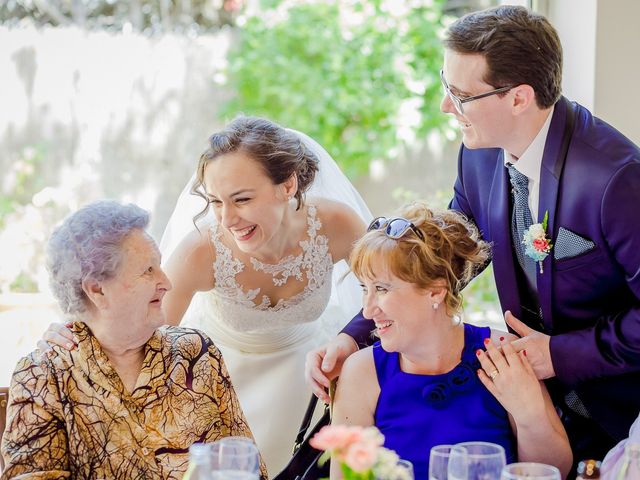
top-left (522, 211), bottom-right (553, 273)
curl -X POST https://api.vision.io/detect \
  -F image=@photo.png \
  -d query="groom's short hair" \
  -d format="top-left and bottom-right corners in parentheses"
top-left (443, 5), bottom-right (562, 109)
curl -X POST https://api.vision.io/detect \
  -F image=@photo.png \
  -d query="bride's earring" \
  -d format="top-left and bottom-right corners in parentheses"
top-left (432, 302), bottom-right (439, 310)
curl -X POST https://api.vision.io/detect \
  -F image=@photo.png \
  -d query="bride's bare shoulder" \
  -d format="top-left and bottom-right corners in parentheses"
top-left (309, 197), bottom-right (364, 225)
top-left (308, 197), bottom-right (367, 261)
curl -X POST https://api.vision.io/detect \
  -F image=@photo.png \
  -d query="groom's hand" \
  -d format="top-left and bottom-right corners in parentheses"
top-left (506, 311), bottom-right (555, 380)
top-left (305, 333), bottom-right (358, 403)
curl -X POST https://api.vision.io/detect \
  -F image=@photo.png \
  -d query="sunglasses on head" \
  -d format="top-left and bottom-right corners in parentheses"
top-left (367, 216), bottom-right (425, 241)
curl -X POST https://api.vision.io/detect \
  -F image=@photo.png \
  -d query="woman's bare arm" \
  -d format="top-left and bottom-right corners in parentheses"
top-left (330, 347), bottom-right (379, 479)
top-left (162, 228), bottom-right (216, 326)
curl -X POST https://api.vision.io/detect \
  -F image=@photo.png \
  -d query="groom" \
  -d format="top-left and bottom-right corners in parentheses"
top-left (306, 5), bottom-right (640, 462)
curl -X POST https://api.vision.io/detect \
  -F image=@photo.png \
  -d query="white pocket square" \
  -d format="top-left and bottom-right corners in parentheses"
top-left (554, 227), bottom-right (596, 260)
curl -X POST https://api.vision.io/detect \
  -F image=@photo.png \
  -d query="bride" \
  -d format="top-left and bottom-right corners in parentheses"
top-left (41, 116), bottom-right (371, 476)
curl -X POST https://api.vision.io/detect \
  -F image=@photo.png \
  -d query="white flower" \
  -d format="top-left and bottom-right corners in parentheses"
top-left (362, 426), bottom-right (385, 447)
top-left (373, 448), bottom-right (401, 478)
top-left (528, 223), bottom-right (545, 238)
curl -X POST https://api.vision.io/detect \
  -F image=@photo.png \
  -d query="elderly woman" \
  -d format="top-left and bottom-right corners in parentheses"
top-left (1, 200), bottom-right (266, 479)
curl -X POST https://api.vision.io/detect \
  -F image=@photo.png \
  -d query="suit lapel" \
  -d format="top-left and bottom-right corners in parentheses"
top-left (488, 149), bottom-right (522, 317)
top-left (537, 97), bottom-right (570, 331)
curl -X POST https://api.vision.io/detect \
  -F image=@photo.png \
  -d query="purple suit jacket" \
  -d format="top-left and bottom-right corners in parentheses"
top-left (343, 97), bottom-right (640, 440)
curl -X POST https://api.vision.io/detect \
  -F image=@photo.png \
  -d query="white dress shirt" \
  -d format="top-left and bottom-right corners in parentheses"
top-left (504, 106), bottom-right (555, 223)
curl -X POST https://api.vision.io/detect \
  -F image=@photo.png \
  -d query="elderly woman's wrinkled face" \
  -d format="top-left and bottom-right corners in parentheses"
top-left (99, 230), bottom-right (171, 338)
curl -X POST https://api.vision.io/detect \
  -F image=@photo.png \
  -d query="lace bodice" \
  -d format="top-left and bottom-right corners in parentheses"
top-left (203, 205), bottom-right (334, 333)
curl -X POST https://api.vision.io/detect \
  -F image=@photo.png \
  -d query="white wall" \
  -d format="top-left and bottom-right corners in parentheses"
top-left (544, 0), bottom-right (597, 111)
top-left (593, 0), bottom-right (640, 143)
top-left (543, 0), bottom-right (640, 144)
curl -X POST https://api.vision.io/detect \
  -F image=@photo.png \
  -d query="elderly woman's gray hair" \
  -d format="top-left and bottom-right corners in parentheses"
top-left (47, 200), bottom-right (150, 315)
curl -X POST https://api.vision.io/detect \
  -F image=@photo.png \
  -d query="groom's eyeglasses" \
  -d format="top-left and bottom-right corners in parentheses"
top-left (367, 217), bottom-right (425, 241)
top-left (440, 69), bottom-right (514, 115)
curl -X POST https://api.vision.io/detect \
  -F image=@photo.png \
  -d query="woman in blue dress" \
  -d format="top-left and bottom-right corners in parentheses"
top-left (331, 202), bottom-right (572, 479)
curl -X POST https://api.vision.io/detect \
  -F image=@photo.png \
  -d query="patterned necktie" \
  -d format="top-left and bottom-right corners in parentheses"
top-left (508, 165), bottom-right (537, 286)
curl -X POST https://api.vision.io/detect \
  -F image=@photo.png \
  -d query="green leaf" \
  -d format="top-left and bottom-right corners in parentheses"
top-left (542, 210), bottom-right (549, 231)
top-left (220, 0), bottom-right (448, 179)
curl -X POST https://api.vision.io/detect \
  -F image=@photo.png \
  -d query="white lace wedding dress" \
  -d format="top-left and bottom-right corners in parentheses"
top-left (160, 130), bottom-right (371, 477)
top-left (181, 205), bottom-right (343, 475)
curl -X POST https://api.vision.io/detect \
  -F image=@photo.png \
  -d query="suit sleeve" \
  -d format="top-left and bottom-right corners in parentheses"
top-left (339, 309), bottom-right (375, 348)
top-left (551, 162), bottom-right (640, 384)
top-left (449, 145), bottom-right (474, 218)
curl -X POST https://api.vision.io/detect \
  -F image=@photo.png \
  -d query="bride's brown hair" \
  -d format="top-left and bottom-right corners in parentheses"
top-left (350, 202), bottom-right (491, 316)
top-left (191, 116), bottom-right (319, 223)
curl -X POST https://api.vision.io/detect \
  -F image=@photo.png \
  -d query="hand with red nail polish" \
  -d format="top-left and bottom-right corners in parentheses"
top-left (477, 331), bottom-right (548, 430)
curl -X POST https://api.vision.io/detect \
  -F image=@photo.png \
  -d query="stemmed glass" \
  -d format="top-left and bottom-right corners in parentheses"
top-left (448, 441), bottom-right (506, 480)
top-left (430, 445), bottom-right (468, 480)
top-left (211, 437), bottom-right (261, 479)
top-left (501, 462), bottom-right (561, 480)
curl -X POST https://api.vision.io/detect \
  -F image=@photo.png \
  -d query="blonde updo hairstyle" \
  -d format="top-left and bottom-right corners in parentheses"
top-left (349, 202), bottom-right (491, 316)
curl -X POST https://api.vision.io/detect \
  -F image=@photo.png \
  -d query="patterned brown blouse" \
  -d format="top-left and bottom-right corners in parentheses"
top-left (1, 322), bottom-right (268, 479)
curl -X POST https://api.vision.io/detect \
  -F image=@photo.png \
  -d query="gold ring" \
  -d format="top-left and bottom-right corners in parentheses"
top-left (489, 369), bottom-right (499, 380)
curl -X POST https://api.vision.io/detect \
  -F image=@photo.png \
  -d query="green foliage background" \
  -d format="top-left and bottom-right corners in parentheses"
top-left (222, 0), bottom-right (447, 177)
top-left (221, 0), bottom-right (500, 316)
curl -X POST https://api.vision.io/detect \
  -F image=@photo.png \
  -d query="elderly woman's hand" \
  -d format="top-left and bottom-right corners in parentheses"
top-left (476, 338), bottom-right (546, 425)
top-left (37, 322), bottom-right (76, 352)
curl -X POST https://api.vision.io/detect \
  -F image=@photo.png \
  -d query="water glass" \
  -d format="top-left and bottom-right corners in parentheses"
top-left (610, 443), bottom-right (640, 479)
top-left (449, 441), bottom-right (506, 480)
top-left (211, 437), bottom-right (260, 479)
top-left (501, 463), bottom-right (561, 480)
top-left (377, 459), bottom-right (415, 480)
top-left (430, 445), bottom-right (468, 480)
top-left (392, 459), bottom-right (415, 480)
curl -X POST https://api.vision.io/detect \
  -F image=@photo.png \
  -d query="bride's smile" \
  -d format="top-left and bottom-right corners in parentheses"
top-left (203, 149), bottom-right (302, 262)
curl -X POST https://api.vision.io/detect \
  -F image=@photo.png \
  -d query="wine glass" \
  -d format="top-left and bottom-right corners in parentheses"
top-left (449, 441), bottom-right (506, 480)
top-left (501, 462), bottom-right (561, 480)
top-left (211, 437), bottom-right (260, 479)
top-left (430, 445), bottom-right (468, 480)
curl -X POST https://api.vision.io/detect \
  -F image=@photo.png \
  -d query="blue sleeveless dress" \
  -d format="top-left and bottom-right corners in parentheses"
top-left (373, 323), bottom-right (516, 479)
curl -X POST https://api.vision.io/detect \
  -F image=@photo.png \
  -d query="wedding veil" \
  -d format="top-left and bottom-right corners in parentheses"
top-left (159, 129), bottom-right (372, 329)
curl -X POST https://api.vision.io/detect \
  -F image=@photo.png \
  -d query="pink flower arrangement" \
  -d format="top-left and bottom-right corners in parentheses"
top-left (522, 211), bottom-right (553, 273)
top-left (310, 425), bottom-right (412, 479)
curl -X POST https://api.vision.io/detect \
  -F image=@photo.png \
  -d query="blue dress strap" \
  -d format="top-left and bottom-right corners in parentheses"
top-left (372, 342), bottom-right (399, 384)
